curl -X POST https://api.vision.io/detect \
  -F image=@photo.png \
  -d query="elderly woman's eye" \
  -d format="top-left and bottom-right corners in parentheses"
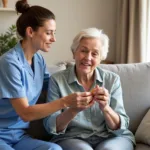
top-left (93, 52), bottom-right (98, 56)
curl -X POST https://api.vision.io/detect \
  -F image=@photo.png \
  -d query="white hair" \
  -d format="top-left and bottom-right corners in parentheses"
top-left (71, 28), bottom-right (109, 61)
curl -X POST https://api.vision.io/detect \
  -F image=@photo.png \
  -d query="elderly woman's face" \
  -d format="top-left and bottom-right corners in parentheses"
top-left (73, 38), bottom-right (101, 75)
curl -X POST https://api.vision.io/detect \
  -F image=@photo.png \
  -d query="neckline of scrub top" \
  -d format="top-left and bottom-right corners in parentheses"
top-left (14, 42), bottom-right (40, 80)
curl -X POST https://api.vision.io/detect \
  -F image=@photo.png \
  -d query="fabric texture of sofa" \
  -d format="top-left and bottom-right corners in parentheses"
top-left (27, 62), bottom-right (150, 150)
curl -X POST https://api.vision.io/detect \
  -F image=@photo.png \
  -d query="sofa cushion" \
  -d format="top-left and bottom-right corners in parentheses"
top-left (135, 109), bottom-right (150, 146)
top-left (135, 143), bottom-right (150, 150)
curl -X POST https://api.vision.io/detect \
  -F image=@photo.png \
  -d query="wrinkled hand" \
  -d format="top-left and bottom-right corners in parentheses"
top-left (92, 85), bottom-right (110, 111)
top-left (64, 92), bottom-right (94, 111)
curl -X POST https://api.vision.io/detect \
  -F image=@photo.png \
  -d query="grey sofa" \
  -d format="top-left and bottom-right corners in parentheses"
top-left (27, 62), bottom-right (150, 150)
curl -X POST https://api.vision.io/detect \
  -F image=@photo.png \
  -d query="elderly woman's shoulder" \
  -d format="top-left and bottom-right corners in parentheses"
top-left (96, 66), bottom-right (120, 79)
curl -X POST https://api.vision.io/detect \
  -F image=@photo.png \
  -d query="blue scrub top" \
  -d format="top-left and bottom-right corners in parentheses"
top-left (0, 42), bottom-right (50, 129)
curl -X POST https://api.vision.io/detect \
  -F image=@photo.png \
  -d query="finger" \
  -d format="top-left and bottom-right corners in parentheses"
top-left (78, 102), bottom-right (89, 108)
top-left (89, 99), bottom-right (95, 105)
top-left (73, 92), bottom-right (91, 101)
top-left (80, 96), bottom-right (93, 105)
top-left (100, 95), bottom-right (107, 101)
top-left (95, 85), bottom-right (100, 89)
top-left (87, 96), bottom-right (93, 103)
top-left (96, 87), bottom-right (108, 96)
top-left (79, 92), bottom-right (92, 97)
top-left (94, 95), bottom-right (108, 101)
top-left (84, 100), bottom-right (95, 108)
top-left (103, 88), bottom-right (109, 96)
top-left (91, 86), bottom-right (102, 95)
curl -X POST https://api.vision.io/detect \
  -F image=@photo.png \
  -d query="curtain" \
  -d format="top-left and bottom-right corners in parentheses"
top-left (115, 0), bottom-right (150, 63)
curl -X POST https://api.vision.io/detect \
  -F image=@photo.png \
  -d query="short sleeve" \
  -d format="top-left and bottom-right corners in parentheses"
top-left (0, 58), bottom-right (26, 99)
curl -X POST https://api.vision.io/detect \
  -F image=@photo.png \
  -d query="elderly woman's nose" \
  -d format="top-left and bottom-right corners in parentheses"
top-left (85, 53), bottom-right (92, 60)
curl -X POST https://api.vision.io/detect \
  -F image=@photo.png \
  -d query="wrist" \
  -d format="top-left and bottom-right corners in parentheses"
top-left (71, 107), bottom-right (82, 113)
top-left (102, 105), bottom-right (110, 113)
top-left (69, 107), bottom-right (80, 115)
top-left (61, 96), bottom-right (69, 108)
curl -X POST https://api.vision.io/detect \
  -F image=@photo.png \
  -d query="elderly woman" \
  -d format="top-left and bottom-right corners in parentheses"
top-left (44, 28), bottom-right (135, 150)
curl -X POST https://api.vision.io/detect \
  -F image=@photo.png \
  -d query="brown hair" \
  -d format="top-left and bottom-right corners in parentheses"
top-left (15, 0), bottom-right (55, 38)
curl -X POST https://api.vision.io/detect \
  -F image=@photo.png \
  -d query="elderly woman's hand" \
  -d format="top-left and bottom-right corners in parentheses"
top-left (63, 92), bottom-right (94, 110)
top-left (92, 85), bottom-right (110, 111)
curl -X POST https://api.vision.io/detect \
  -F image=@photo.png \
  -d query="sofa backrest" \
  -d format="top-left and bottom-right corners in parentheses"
top-left (100, 62), bottom-right (150, 133)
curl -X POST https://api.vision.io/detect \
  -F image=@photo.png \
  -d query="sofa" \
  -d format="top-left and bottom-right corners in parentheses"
top-left (27, 62), bottom-right (150, 150)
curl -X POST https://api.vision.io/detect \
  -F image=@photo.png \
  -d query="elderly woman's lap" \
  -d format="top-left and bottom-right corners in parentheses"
top-left (57, 136), bottom-right (134, 150)
top-left (95, 137), bottom-right (134, 150)
top-left (57, 138), bottom-right (93, 150)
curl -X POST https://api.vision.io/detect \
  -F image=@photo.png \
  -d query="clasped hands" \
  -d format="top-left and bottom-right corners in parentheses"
top-left (67, 85), bottom-right (110, 112)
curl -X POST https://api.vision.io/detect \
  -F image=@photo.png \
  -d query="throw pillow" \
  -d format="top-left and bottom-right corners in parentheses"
top-left (135, 108), bottom-right (150, 145)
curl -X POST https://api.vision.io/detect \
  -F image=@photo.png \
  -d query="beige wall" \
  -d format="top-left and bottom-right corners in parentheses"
top-left (0, 0), bottom-right (118, 65)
